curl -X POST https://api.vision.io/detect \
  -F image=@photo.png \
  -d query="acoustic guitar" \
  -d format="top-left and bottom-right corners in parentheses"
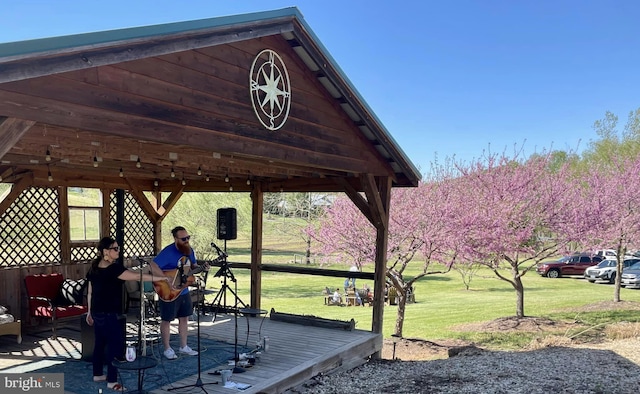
top-left (152, 255), bottom-right (224, 302)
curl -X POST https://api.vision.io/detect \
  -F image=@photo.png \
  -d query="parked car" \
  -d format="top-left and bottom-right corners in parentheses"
top-left (536, 254), bottom-right (604, 278)
top-left (620, 262), bottom-right (640, 288)
top-left (594, 249), bottom-right (617, 260)
top-left (584, 258), bottom-right (640, 283)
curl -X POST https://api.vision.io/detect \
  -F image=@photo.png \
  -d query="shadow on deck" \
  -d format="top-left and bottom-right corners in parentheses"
top-left (0, 310), bottom-right (382, 394)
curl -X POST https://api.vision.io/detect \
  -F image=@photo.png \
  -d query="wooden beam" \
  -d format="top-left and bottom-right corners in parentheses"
top-left (372, 176), bottom-right (391, 356)
top-left (125, 178), bottom-right (161, 222)
top-left (334, 177), bottom-right (374, 225)
top-left (0, 173), bottom-right (33, 216)
top-left (160, 184), bottom-right (186, 217)
top-left (362, 174), bottom-right (386, 230)
top-left (250, 183), bottom-right (263, 309)
top-left (58, 186), bottom-right (71, 263)
top-left (0, 117), bottom-right (35, 159)
top-left (100, 188), bottom-right (112, 238)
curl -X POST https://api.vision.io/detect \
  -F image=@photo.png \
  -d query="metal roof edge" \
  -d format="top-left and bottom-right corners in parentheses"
top-left (291, 17), bottom-right (422, 184)
top-left (0, 7), bottom-right (302, 60)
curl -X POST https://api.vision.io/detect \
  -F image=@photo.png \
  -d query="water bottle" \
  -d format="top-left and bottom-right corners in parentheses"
top-left (263, 336), bottom-right (270, 352)
top-left (126, 345), bottom-right (136, 362)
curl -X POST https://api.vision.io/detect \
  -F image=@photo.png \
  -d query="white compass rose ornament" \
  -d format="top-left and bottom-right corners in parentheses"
top-left (249, 49), bottom-right (291, 131)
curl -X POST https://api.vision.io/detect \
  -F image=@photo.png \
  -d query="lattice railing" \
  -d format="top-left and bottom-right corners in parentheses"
top-left (0, 186), bottom-right (155, 267)
top-left (110, 191), bottom-right (154, 258)
top-left (0, 187), bottom-right (61, 267)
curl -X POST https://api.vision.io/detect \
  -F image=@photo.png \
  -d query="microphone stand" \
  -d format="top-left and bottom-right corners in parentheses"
top-left (208, 241), bottom-right (246, 375)
top-left (168, 268), bottom-right (218, 393)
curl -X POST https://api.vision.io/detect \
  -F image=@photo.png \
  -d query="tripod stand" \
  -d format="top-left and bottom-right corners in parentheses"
top-left (208, 241), bottom-right (247, 374)
top-left (168, 276), bottom-right (218, 393)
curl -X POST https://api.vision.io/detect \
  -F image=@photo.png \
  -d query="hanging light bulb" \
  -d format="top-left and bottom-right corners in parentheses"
top-left (45, 148), bottom-right (51, 162)
top-left (205, 174), bottom-right (210, 182)
top-left (119, 168), bottom-right (124, 177)
top-left (170, 167), bottom-right (175, 178)
top-left (93, 155), bottom-right (98, 168)
top-left (229, 185), bottom-right (233, 191)
top-left (47, 166), bottom-right (53, 182)
top-left (181, 178), bottom-right (186, 186)
top-left (246, 177), bottom-right (251, 185)
top-left (153, 179), bottom-right (159, 187)
top-left (197, 166), bottom-right (202, 176)
top-left (136, 157), bottom-right (141, 168)
top-left (224, 174), bottom-right (229, 182)
top-left (0, 175), bottom-right (3, 182)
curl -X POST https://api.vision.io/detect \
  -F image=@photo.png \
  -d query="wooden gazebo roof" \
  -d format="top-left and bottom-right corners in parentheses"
top-left (0, 7), bottom-right (420, 193)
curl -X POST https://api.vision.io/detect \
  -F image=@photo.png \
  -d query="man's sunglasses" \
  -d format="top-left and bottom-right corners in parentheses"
top-left (108, 246), bottom-right (120, 252)
top-left (179, 236), bottom-right (191, 242)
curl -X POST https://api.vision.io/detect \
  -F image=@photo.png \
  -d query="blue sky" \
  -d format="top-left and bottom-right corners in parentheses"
top-left (3, 1), bottom-right (639, 173)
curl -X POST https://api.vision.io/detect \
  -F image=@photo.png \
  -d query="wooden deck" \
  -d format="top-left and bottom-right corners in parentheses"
top-left (0, 312), bottom-right (381, 394)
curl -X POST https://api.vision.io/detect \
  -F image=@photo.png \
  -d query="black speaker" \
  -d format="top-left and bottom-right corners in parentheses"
top-left (217, 208), bottom-right (237, 240)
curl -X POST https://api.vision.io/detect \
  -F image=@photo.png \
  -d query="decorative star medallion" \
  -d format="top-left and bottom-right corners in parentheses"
top-left (249, 49), bottom-right (291, 131)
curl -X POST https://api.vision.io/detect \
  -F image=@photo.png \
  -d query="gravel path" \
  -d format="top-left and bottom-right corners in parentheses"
top-left (285, 338), bottom-right (640, 393)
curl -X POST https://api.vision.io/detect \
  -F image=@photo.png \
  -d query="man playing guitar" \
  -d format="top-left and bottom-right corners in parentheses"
top-left (149, 226), bottom-right (203, 360)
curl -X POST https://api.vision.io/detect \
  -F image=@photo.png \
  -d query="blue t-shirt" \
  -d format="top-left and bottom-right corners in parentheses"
top-left (154, 244), bottom-right (197, 296)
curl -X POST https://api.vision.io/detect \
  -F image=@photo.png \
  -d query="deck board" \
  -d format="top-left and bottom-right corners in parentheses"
top-left (0, 312), bottom-right (381, 394)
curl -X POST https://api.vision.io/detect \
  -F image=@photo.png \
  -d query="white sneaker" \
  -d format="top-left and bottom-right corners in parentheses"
top-left (164, 348), bottom-right (177, 360)
top-left (179, 345), bottom-right (198, 356)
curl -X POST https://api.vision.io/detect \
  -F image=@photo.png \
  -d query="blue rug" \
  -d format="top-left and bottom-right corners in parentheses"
top-left (1, 333), bottom-right (249, 394)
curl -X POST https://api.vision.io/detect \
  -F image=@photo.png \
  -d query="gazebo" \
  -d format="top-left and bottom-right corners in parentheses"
top-left (0, 7), bottom-right (420, 340)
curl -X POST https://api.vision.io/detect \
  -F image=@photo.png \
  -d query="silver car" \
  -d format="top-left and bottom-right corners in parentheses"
top-left (620, 261), bottom-right (640, 288)
top-left (585, 258), bottom-right (639, 284)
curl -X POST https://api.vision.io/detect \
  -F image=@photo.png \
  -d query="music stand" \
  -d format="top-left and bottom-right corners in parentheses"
top-left (167, 275), bottom-right (218, 393)
top-left (208, 241), bottom-right (246, 374)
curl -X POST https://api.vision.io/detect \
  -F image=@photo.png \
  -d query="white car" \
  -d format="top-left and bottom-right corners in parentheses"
top-left (584, 258), bottom-right (640, 284)
top-left (594, 249), bottom-right (617, 260)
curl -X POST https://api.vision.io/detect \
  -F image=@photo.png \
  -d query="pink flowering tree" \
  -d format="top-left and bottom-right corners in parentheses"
top-left (450, 152), bottom-right (587, 318)
top-left (580, 157), bottom-right (640, 301)
top-left (308, 179), bottom-right (458, 336)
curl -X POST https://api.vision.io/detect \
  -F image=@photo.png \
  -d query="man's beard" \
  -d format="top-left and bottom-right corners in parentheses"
top-left (177, 242), bottom-right (192, 256)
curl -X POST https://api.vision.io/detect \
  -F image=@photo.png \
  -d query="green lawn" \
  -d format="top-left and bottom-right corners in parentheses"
top-left (202, 258), bottom-right (640, 348)
top-left (192, 216), bottom-right (640, 349)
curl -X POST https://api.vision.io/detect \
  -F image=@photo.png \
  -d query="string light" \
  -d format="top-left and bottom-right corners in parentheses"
top-left (205, 174), bottom-right (210, 182)
top-left (170, 166), bottom-right (175, 178)
top-left (93, 155), bottom-right (98, 168)
top-left (246, 177), bottom-right (251, 185)
top-left (224, 174), bottom-right (229, 183)
top-left (181, 173), bottom-right (186, 185)
top-left (153, 179), bottom-right (159, 187)
top-left (0, 175), bottom-right (3, 182)
top-left (197, 166), bottom-right (202, 176)
top-left (136, 157), bottom-right (141, 168)
top-left (45, 148), bottom-right (51, 162)
top-left (47, 165), bottom-right (53, 182)
top-left (119, 168), bottom-right (124, 177)
top-left (229, 185), bottom-right (233, 191)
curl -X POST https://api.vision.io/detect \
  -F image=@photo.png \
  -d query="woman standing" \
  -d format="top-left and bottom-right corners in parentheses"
top-left (86, 236), bottom-right (168, 392)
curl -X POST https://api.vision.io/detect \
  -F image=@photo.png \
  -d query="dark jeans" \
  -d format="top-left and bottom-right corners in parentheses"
top-left (92, 312), bottom-right (125, 383)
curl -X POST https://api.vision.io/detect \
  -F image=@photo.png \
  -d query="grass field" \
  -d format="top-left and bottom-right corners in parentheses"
top-left (201, 218), bottom-right (640, 349)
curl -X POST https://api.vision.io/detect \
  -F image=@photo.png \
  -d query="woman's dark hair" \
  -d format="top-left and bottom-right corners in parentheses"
top-left (171, 226), bottom-right (186, 237)
top-left (89, 236), bottom-right (116, 274)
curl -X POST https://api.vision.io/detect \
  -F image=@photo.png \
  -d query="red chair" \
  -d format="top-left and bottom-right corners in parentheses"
top-left (24, 273), bottom-right (88, 338)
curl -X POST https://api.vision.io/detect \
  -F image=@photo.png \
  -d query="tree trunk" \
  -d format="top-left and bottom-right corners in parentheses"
top-left (394, 292), bottom-right (406, 337)
top-left (305, 238), bottom-right (311, 265)
top-left (515, 276), bottom-right (525, 318)
top-left (614, 259), bottom-right (622, 302)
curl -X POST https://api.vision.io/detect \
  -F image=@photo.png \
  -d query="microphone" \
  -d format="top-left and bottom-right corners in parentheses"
top-left (135, 256), bottom-right (147, 266)
top-left (210, 242), bottom-right (228, 257)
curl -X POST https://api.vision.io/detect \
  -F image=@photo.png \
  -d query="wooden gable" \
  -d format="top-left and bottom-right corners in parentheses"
top-left (0, 8), bottom-right (419, 193)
